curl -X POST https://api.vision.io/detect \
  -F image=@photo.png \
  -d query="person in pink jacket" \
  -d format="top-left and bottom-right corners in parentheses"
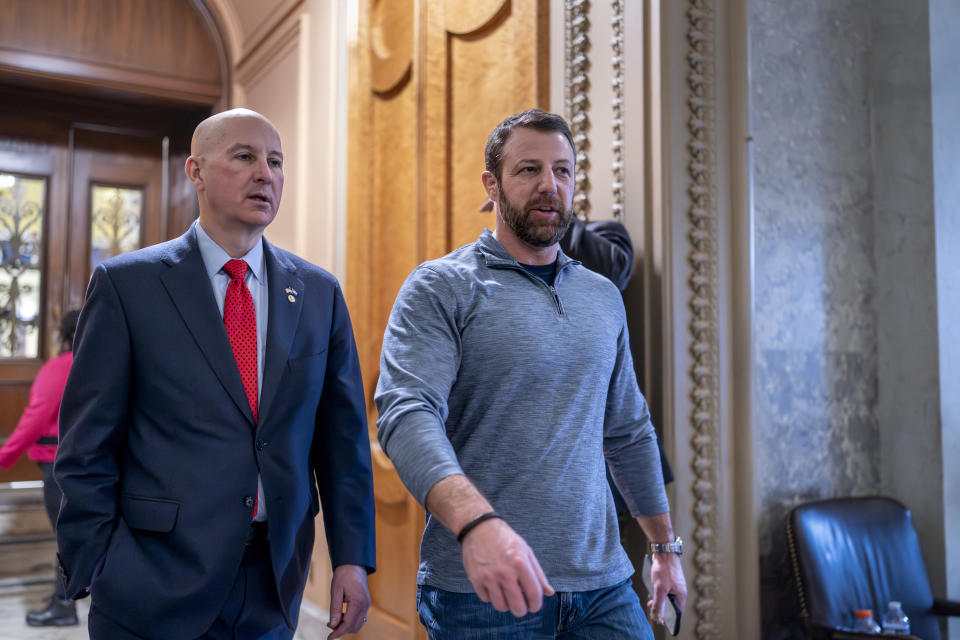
top-left (0, 309), bottom-right (80, 627)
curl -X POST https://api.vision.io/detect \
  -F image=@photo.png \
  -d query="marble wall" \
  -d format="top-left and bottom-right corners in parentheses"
top-left (749, 0), bottom-right (935, 635)
top-left (870, 0), bottom-right (943, 601)
top-left (751, 2), bottom-right (879, 634)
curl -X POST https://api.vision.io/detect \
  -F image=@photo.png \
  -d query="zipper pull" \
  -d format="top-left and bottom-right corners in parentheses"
top-left (550, 286), bottom-right (565, 315)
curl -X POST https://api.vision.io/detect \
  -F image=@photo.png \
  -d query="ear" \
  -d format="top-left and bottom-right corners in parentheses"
top-left (185, 155), bottom-right (203, 190)
top-left (481, 170), bottom-right (499, 201)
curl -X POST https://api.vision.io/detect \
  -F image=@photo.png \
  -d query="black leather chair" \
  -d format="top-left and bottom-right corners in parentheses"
top-left (787, 496), bottom-right (960, 639)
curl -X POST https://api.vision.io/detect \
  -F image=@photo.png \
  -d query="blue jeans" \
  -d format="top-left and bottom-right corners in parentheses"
top-left (417, 578), bottom-right (653, 639)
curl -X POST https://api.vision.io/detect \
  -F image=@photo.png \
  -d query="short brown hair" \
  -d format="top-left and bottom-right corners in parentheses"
top-left (484, 109), bottom-right (576, 183)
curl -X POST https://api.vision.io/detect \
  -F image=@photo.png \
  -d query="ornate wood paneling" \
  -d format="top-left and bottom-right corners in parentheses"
top-left (0, 0), bottom-right (228, 104)
top-left (369, 0), bottom-right (414, 93)
top-left (346, 1), bottom-right (421, 636)
top-left (445, 1), bottom-right (548, 251)
top-left (346, 1), bottom-right (548, 637)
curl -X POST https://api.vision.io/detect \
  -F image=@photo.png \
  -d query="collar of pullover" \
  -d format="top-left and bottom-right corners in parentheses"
top-left (475, 228), bottom-right (579, 271)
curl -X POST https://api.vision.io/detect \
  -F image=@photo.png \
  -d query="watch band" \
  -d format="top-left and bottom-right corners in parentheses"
top-left (649, 536), bottom-right (683, 556)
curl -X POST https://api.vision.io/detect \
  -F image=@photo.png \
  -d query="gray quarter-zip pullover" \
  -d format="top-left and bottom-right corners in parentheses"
top-left (376, 229), bottom-right (668, 592)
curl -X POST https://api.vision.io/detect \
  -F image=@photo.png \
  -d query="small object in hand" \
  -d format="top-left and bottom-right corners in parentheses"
top-left (641, 554), bottom-right (682, 636)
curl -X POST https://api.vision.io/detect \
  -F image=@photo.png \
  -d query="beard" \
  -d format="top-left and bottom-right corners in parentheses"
top-left (497, 190), bottom-right (573, 249)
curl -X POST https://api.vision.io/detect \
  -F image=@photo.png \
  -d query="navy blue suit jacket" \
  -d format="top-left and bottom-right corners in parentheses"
top-left (55, 227), bottom-right (375, 639)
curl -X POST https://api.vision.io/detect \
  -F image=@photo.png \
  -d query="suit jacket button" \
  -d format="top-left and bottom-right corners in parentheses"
top-left (256, 440), bottom-right (267, 451)
top-left (243, 496), bottom-right (255, 509)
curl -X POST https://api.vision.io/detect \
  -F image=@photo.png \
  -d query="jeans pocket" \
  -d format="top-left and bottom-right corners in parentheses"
top-left (416, 585), bottom-right (436, 633)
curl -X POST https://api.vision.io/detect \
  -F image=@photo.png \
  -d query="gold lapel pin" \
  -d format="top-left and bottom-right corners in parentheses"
top-left (285, 286), bottom-right (298, 303)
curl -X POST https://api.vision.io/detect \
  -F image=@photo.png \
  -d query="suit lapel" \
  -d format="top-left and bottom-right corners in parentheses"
top-left (258, 241), bottom-right (303, 425)
top-left (159, 229), bottom-right (255, 426)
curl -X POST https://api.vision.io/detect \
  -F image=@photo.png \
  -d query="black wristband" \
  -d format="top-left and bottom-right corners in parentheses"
top-left (456, 512), bottom-right (503, 545)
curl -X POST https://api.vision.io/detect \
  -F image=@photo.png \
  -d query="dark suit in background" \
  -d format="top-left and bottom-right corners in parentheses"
top-left (560, 216), bottom-right (634, 291)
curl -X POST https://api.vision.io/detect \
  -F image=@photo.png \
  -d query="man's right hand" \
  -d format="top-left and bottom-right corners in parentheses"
top-left (460, 516), bottom-right (554, 617)
top-left (424, 474), bottom-right (555, 617)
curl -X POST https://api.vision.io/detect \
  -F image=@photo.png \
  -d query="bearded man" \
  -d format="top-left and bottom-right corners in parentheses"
top-left (375, 109), bottom-right (686, 639)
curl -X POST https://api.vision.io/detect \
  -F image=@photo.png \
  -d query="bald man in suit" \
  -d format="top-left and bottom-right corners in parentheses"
top-left (55, 109), bottom-right (375, 640)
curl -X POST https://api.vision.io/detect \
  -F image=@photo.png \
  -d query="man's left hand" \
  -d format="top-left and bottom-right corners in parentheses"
top-left (327, 564), bottom-right (371, 639)
top-left (647, 552), bottom-right (686, 625)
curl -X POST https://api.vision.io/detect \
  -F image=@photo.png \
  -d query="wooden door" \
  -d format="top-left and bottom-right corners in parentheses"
top-left (66, 128), bottom-right (167, 309)
top-left (346, 1), bottom-right (549, 637)
top-left (0, 91), bottom-right (198, 483)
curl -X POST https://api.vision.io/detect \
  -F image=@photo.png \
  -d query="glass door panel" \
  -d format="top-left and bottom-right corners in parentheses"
top-left (90, 184), bottom-right (143, 269)
top-left (0, 173), bottom-right (46, 359)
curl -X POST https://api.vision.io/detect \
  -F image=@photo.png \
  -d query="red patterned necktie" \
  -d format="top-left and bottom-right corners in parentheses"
top-left (223, 259), bottom-right (259, 518)
top-left (222, 259), bottom-right (258, 424)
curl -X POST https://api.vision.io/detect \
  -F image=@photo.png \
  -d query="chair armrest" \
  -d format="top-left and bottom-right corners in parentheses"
top-left (932, 598), bottom-right (960, 616)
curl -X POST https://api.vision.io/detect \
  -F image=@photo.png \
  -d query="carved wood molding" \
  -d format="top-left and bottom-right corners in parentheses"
top-left (0, 48), bottom-right (221, 105)
top-left (564, 0), bottom-right (591, 220)
top-left (610, 0), bottom-right (624, 221)
top-left (370, 0), bottom-right (414, 94)
top-left (444, 0), bottom-right (508, 35)
top-left (685, 1), bottom-right (722, 638)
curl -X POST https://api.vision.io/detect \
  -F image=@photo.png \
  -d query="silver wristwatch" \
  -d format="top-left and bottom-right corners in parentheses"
top-left (649, 536), bottom-right (683, 556)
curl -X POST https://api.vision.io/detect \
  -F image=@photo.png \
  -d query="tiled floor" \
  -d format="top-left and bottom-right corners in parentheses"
top-left (0, 585), bottom-right (89, 640)
top-left (0, 583), bottom-right (332, 640)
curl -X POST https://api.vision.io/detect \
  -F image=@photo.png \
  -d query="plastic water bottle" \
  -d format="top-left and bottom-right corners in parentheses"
top-left (854, 609), bottom-right (882, 633)
top-left (882, 601), bottom-right (910, 635)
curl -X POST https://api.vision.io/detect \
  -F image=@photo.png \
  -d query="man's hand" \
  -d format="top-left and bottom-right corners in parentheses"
top-left (327, 564), bottom-right (370, 639)
top-left (423, 474), bottom-right (554, 617)
top-left (634, 513), bottom-right (687, 628)
top-left (647, 552), bottom-right (686, 625)
top-left (460, 516), bottom-right (554, 618)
